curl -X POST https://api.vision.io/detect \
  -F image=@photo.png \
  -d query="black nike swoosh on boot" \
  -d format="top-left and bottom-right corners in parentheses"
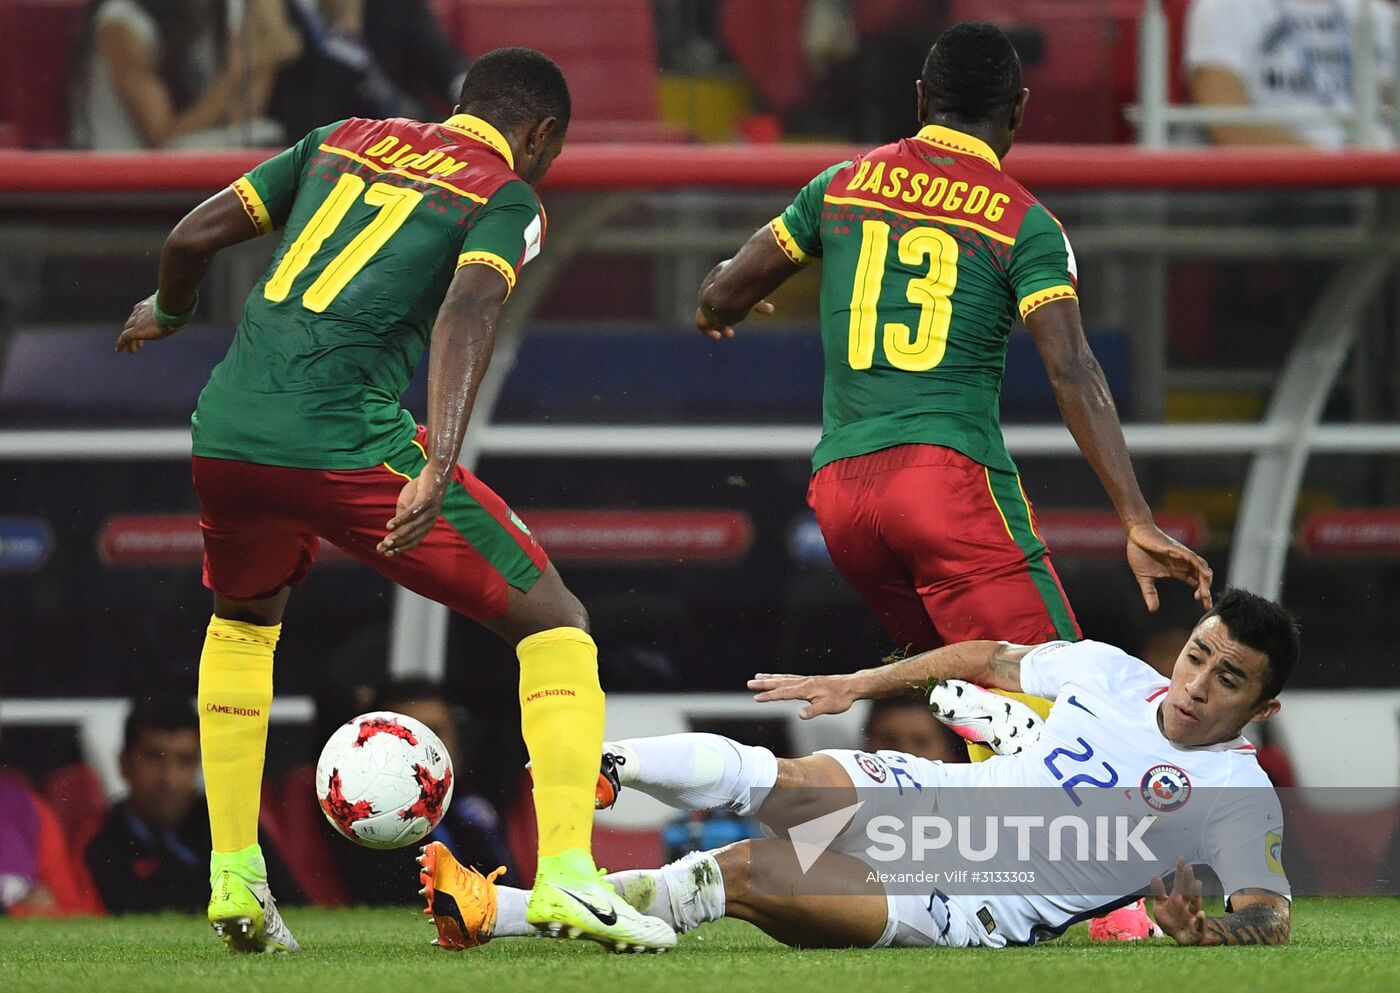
top-left (556, 887), bottom-right (619, 926)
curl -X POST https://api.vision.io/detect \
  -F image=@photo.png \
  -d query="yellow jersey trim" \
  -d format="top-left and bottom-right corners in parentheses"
top-left (1015, 476), bottom-right (1045, 542)
top-left (1018, 284), bottom-right (1078, 319)
top-left (912, 125), bottom-right (1002, 171)
top-left (318, 143), bottom-right (488, 203)
top-left (822, 194), bottom-right (1015, 245)
top-left (984, 468), bottom-right (1017, 543)
top-left (768, 216), bottom-right (810, 265)
top-left (230, 177), bottom-right (272, 235)
top-left (456, 250), bottom-right (517, 296)
top-left (442, 114), bottom-right (515, 170)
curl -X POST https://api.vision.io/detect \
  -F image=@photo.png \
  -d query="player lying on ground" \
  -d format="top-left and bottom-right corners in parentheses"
top-left (419, 588), bottom-right (1294, 949)
top-left (115, 48), bottom-right (672, 953)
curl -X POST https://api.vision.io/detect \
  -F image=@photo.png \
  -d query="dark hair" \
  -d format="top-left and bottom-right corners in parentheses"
top-left (864, 695), bottom-right (936, 734)
top-left (457, 47), bottom-right (571, 133)
top-left (123, 694), bottom-right (198, 753)
top-left (921, 22), bottom-right (1023, 125)
top-left (1202, 588), bottom-right (1302, 700)
top-left (372, 677), bottom-right (453, 712)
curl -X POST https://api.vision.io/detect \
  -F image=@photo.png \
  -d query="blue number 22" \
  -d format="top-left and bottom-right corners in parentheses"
top-left (1043, 737), bottom-right (1118, 807)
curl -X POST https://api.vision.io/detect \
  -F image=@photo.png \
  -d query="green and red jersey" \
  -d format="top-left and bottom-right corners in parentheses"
top-left (773, 125), bottom-right (1079, 474)
top-left (193, 114), bottom-right (545, 469)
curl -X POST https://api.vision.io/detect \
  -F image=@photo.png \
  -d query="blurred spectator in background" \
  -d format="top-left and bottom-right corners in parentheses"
top-left (786, 1), bottom-right (1045, 142)
top-left (270, 0), bottom-right (467, 140)
top-left (797, 0), bottom-right (953, 141)
top-left (0, 698), bottom-right (99, 917)
top-left (84, 694), bottom-right (302, 914)
top-left (326, 678), bottom-right (516, 905)
top-left (1141, 625), bottom-right (1193, 679)
top-left (863, 695), bottom-right (967, 764)
top-left (71, 0), bottom-right (301, 149)
top-left (1186, 0), bottom-right (1396, 147)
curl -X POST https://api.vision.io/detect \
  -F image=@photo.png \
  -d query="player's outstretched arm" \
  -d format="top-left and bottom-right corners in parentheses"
top-left (695, 225), bottom-right (802, 339)
top-left (115, 188), bottom-right (266, 354)
top-left (379, 264), bottom-right (509, 557)
top-left (1151, 858), bottom-right (1290, 946)
top-left (1024, 298), bottom-right (1213, 612)
top-left (748, 640), bottom-right (1032, 719)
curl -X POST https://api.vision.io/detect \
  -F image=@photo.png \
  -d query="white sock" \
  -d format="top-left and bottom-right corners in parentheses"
top-left (610, 733), bottom-right (778, 816)
top-left (606, 852), bottom-right (726, 932)
top-left (492, 885), bottom-right (532, 937)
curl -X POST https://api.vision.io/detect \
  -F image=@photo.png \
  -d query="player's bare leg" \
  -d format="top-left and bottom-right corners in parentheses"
top-left (202, 588), bottom-right (300, 952)
top-left (600, 840), bottom-right (888, 948)
top-left (716, 841), bottom-right (888, 947)
top-left (480, 564), bottom-right (676, 951)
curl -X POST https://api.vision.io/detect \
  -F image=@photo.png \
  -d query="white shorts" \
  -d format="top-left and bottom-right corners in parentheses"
top-left (815, 748), bottom-right (988, 948)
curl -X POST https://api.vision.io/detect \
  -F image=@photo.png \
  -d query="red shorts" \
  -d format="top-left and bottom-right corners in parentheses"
top-left (807, 444), bottom-right (1080, 652)
top-left (192, 427), bottom-right (547, 620)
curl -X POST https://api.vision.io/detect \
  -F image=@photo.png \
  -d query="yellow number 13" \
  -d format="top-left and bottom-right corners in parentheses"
top-left (847, 220), bottom-right (959, 372)
top-left (265, 174), bottom-right (424, 313)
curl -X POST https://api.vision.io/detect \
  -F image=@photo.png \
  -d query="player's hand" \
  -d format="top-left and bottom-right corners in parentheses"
top-left (695, 299), bottom-right (775, 341)
top-left (115, 294), bottom-right (182, 354)
top-left (1126, 521), bottom-right (1213, 613)
top-left (748, 672), bottom-right (860, 719)
top-left (1150, 857), bottom-right (1208, 946)
top-left (378, 468), bottom-right (448, 557)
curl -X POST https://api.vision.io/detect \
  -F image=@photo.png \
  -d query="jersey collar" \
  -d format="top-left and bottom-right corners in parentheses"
top-left (1153, 698), bottom-right (1256, 753)
top-left (442, 114), bottom-right (515, 170)
top-left (913, 125), bottom-right (1002, 171)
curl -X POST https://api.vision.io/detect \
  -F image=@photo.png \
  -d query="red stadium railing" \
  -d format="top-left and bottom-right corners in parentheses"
top-left (3, 145), bottom-right (1400, 194)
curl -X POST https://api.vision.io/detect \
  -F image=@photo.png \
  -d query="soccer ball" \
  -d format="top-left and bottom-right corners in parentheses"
top-left (315, 711), bottom-right (455, 850)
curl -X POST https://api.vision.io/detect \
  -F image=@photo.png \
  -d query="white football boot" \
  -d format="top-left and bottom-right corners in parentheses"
top-left (927, 679), bottom-right (1044, 755)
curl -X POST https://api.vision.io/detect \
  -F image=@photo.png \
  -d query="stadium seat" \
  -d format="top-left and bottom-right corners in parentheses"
top-left (442, 0), bottom-right (685, 142)
top-left (719, 0), bottom-right (811, 117)
top-left (42, 761), bottom-right (108, 855)
top-left (934, 0), bottom-right (1122, 143)
top-left (0, 0), bottom-right (88, 148)
top-left (428, 0), bottom-right (462, 41)
top-left (274, 765), bottom-right (352, 907)
top-left (593, 826), bottom-right (665, 873)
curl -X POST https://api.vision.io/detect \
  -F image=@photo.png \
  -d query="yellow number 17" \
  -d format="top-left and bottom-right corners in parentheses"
top-left (265, 174), bottom-right (424, 313)
top-left (847, 220), bottom-right (960, 372)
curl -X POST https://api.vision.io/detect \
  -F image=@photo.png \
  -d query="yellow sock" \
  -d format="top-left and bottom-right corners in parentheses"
top-left (198, 616), bottom-right (278, 853)
top-left (966, 690), bottom-right (1054, 763)
top-left (517, 626), bottom-right (605, 861)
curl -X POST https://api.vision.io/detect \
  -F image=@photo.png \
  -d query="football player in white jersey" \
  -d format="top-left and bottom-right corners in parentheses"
top-left (417, 589), bottom-right (1297, 951)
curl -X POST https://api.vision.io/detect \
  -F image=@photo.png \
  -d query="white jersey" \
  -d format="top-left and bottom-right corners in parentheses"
top-left (828, 640), bottom-right (1290, 947)
top-left (1185, 0), bottom-right (1396, 149)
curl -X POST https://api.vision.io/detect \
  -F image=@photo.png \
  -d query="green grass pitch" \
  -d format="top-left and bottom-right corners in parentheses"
top-left (4, 899), bottom-right (1399, 993)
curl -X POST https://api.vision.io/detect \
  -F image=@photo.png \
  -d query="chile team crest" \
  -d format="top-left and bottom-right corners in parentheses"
top-left (855, 752), bottom-right (888, 783)
top-left (1140, 764), bottom-right (1192, 812)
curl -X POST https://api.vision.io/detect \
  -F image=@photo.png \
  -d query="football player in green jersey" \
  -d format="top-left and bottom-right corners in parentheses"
top-left (697, 20), bottom-right (1211, 650)
top-left (692, 20), bottom-right (1214, 941)
top-left (116, 48), bottom-right (675, 953)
